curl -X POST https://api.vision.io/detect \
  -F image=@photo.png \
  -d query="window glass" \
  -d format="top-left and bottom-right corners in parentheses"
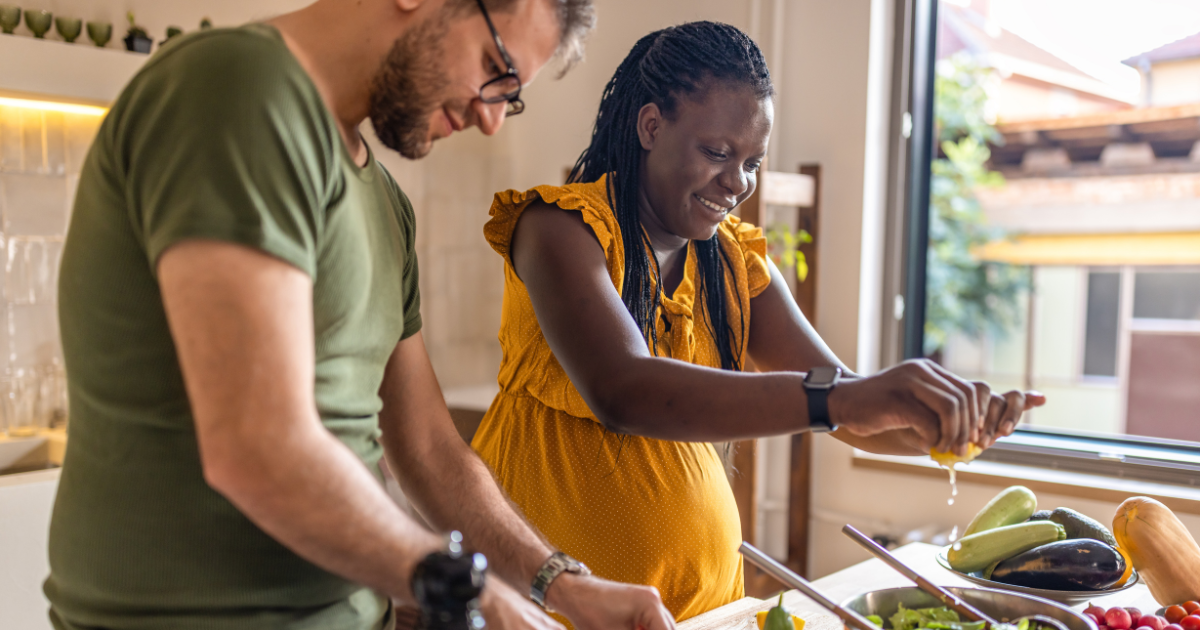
top-left (1082, 271), bottom-right (1120, 377)
top-left (928, 0), bottom-right (1200, 444)
top-left (1132, 272), bottom-right (1200, 320)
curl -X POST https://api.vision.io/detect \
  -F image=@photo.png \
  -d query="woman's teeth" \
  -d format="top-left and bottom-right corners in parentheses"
top-left (695, 195), bottom-right (730, 214)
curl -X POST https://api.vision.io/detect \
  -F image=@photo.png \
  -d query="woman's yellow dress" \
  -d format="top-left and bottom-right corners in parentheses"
top-left (471, 176), bottom-right (771, 622)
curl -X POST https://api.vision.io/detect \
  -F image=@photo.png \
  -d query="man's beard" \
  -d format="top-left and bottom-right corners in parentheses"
top-left (368, 16), bottom-right (452, 159)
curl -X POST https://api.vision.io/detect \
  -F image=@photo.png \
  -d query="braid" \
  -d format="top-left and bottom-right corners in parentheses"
top-left (568, 22), bottom-right (773, 371)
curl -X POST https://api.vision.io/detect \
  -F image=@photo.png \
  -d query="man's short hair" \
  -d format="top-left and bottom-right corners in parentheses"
top-left (455, 0), bottom-right (595, 72)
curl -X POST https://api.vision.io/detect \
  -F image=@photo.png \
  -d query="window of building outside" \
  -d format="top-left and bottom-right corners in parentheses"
top-left (923, 0), bottom-right (1200, 481)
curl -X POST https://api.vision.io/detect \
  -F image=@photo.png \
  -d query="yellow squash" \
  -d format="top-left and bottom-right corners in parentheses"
top-left (1113, 496), bottom-right (1200, 604)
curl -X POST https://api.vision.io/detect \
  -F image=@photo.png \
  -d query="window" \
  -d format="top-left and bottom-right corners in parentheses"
top-left (1082, 271), bottom-right (1120, 378)
top-left (893, 0), bottom-right (1200, 482)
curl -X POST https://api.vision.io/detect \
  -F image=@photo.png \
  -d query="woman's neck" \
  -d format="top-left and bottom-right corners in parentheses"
top-left (638, 186), bottom-right (689, 298)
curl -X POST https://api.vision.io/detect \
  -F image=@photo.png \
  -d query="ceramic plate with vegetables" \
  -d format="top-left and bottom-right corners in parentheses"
top-left (936, 486), bottom-right (1139, 604)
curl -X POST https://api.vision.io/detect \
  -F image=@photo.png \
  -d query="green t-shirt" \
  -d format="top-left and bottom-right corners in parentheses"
top-left (45, 24), bottom-right (420, 630)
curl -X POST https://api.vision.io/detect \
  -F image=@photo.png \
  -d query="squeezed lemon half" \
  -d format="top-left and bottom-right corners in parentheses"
top-left (930, 443), bottom-right (983, 467)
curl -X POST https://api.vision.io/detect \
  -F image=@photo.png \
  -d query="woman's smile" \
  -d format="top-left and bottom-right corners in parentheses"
top-left (694, 194), bottom-right (733, 219)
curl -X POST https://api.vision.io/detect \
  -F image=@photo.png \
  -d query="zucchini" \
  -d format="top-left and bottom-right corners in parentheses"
top-left (963, 486), bottom-right (1038, 537)
top-left (948, 521), bottom-right (1065, 573)
top-left (1049, 507), bottom-right (1118, 547)
top-left (990, 539), bottom-right (1125, 591)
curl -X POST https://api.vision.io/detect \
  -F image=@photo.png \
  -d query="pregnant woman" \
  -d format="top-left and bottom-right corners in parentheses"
top-left (472, 21), bottom-right (1045, 624)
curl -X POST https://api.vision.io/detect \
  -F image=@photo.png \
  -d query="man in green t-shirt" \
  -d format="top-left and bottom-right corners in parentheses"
top-left (45, 0), bottom-right (675, 629)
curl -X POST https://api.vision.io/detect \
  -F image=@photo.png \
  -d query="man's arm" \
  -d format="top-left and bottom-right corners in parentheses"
top-left (158, 240), bottom-right (442, 602)
top-left (378, 333), bottom-right (674, 630)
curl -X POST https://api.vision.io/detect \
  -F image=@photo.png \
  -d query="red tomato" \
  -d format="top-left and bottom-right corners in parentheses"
top-left (1186, 604), bottom-right (1200, 615)
top-left (1178, 616), bottom-right (1200, 630)
top-left (1108, 610), bottom-right (1133, 630)
top-left (1167, 608), bottom-right (1189, 625)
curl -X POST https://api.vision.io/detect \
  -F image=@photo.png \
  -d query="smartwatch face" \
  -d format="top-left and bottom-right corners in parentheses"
top-left (807, 366), bottom-right (841, 387)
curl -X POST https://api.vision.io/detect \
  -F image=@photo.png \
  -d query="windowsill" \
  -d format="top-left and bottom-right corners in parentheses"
top-left (851, 449), bottom-right (1200, 514)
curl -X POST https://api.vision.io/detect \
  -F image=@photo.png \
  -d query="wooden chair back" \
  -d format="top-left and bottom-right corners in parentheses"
top-left (731, 163), bottom-right (822, 595)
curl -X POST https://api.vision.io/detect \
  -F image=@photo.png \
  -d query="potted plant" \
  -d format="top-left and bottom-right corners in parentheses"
top-left (123, 11), bottom-right (151, 53)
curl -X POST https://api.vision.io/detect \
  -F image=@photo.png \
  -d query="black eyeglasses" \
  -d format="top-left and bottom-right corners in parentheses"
top-left (475, 0), bottom-right (525, 116)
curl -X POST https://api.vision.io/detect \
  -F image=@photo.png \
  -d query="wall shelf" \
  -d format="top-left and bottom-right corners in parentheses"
top-left (0, 33), bottom-right (148, 105)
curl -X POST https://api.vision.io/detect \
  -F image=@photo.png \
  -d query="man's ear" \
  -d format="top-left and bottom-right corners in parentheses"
top-left (636, 103), bottom-right (662, 151)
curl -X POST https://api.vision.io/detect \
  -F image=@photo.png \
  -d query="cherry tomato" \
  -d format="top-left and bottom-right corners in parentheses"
top-left (1167, 608), bottom-right (1189, 625)
top-left (1178, 616), bottom-right (1200, 630)
top-left (1186, 604), bottom-right (1200, 615)
top-left (1108, 609), bottom-right (1133, 630)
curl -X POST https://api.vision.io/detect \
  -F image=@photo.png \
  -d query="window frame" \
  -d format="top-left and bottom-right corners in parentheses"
top-left (882, 0), bottom-right (1200, 487)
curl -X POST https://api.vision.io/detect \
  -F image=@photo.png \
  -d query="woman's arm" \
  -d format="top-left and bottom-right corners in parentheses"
top-left (510, 201), bottom-right (990, 454)
top-left (745, 259), bottom-right (1044, 453)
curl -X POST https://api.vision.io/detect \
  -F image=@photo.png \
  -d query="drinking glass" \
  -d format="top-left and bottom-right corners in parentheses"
top-left (5, 371), bottom-right (36, 437)
top-left (86, 20), bottom-right (110, 47)
top-left (0, 5), bottom-right (20, 34)
top-left (24, 9), bottom-right (51, 39)
top-left (55, 16), bottom-right (81, 43)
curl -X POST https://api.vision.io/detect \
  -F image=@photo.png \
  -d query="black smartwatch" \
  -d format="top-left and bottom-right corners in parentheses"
top-left (803, 366), bottom-right (842, 433)
top-left (412, 531), bottom-right (488, 630)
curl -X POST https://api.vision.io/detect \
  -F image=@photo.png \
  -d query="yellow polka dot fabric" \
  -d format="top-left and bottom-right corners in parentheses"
top-left (472, 176), bottom-right (771, 624)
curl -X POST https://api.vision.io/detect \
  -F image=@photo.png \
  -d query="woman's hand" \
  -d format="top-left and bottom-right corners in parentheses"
top-left (828, 359), bottom-right (1042, 455)
top-left (979, 389), bottom-right (1046, 448)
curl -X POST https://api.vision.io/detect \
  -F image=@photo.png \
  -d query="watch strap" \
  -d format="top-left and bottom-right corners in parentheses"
top-left (807, 387), bottom-right (834, 432)
top-left (530, 551), bottom-right (591, 611)
top-left (803, 368), bottom-right (841, 433)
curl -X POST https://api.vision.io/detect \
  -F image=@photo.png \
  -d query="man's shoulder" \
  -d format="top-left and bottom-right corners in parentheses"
top-left (145, 24), bottom-right (295, 78)
top-left (121, 24), bottom-right (318, 113)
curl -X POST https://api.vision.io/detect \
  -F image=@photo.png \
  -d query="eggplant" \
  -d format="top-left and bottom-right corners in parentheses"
top-left (990, 539), bottom-right (1126, 591)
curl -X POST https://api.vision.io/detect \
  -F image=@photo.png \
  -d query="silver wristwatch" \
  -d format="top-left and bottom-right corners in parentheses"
top-left (530, 551), bottom-right (591, 611)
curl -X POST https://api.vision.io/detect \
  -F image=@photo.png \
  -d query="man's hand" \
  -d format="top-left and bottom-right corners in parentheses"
top-left (830, 359), bottom-right (1043, 456)
top-left (479, 578), bottom-right (565, 630)
top-left (547, 574), bottom-right (675, 630)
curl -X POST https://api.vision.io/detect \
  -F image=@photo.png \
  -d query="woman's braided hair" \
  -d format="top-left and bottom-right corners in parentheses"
top-left (567, 21), bottom-right (774, 371)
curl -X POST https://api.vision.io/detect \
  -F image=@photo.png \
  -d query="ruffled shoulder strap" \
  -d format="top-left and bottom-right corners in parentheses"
top-left (484, 176), bottom-right (625, 285)
top-left (719, 215), bottom-right (772, 299)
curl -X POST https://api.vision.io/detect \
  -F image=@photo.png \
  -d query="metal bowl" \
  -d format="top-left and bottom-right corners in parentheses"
top-left (841, 586), bottom-right (1096, 630)
top-left (935, 546), bottom-right (1140, 605)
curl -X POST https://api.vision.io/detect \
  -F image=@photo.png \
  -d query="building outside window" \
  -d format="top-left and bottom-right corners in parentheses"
top-left (919, 0), bottom-right (1200, 458)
